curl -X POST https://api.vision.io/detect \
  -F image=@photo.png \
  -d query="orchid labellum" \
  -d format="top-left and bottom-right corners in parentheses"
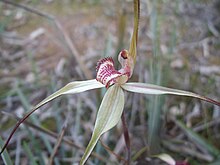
top-left (96, 49), bottom-right (132, 88)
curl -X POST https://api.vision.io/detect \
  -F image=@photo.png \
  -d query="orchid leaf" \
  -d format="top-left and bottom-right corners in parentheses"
top-left (128, 0), bottom-right (140, 63)
top-left (121, 83), bottom-right (220, 106)
top-left (80, 85), bottom-right (124, 165)
top-left (0, 79), bottom-right (104, 154)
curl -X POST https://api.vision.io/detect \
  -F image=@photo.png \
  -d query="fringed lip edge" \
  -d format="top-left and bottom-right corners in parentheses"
top-left (96, 57), bottom-right (114, 72)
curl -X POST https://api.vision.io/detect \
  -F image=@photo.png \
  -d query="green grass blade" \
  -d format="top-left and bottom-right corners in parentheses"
top-left (115, 5), bottom-right (126, 57)
top-left (148, 95), bottom-right (163, 153)
top-left (176, 120), bottom-right (220, 156)
top-left (80, 85), bottom-right (124, 164)
top-left (23, 141), bottom-right (38, 165)
top-left (0, 136), bottom-right (13, 165)
top-left (147, 0), bottom-right (164, 154)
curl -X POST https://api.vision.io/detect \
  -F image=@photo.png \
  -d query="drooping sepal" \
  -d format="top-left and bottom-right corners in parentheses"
top-left (80, 85), bottom-right (125, 164)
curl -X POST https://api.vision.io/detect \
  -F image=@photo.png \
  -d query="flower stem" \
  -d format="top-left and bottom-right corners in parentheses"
top-left (121, 111), bottom-right (130, 165)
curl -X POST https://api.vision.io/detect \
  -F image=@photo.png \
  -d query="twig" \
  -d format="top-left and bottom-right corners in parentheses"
top-left (48, 113), bottom-right (69, 165)
top-left (162, 140), bottom-right (213, 162)
top-left (0, 0), bottom-right (92, 79)
top-left (193, 118), bottom-right (220, 132)
top-left (132, 146), bottom-right (148, 161)
top-left (176, 118), bottom-right (220, 139)
top-left (99, 139), bottom-right (126, 163)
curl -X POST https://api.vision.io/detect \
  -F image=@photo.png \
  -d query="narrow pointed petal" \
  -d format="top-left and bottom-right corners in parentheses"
top-left (128, 0), bottom-right (140, 63)
top-left (35, 79), bottom-right (104, 109)
top-left (0, 79), bottom-right (104, 154)
top-left (121, 83), bottom-right (220, 106)
top-left (80, 85), bottom-right (124, 165)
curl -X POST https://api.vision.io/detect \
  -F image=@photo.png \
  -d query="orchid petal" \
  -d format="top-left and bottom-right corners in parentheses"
top-left (0, 79), bottom-right (104, 154)
top-left (35, 79), bottom-right (104, 109)
top-left (80, 85), bottom-right (124, 165)
top-left (121, 83), bottom-right (220, 106)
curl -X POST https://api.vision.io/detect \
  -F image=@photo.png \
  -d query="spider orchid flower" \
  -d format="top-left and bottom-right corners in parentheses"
top-left (1, 0), bottom-right (220, 165)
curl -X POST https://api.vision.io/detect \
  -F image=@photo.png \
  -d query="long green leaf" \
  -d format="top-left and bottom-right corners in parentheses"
top-left (80, 85), bottom-right (125, 165)
top-left (0, 79), bottom-right (104, 154)
top-left (121, 82), bottom-right (220, 106)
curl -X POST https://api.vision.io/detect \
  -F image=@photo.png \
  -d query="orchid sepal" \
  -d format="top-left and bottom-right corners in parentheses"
top-left (121, 82), bottom-right (220, 106)
top-left (80, 84), bottom-right (125, 164)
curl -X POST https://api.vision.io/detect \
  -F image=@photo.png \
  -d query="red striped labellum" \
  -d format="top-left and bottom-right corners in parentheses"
top-left (96, 50), bottom-right (133, 88)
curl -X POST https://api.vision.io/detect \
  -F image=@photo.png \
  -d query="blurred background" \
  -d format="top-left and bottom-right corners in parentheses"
top-left (0, 0), bottom-right (220, 164)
